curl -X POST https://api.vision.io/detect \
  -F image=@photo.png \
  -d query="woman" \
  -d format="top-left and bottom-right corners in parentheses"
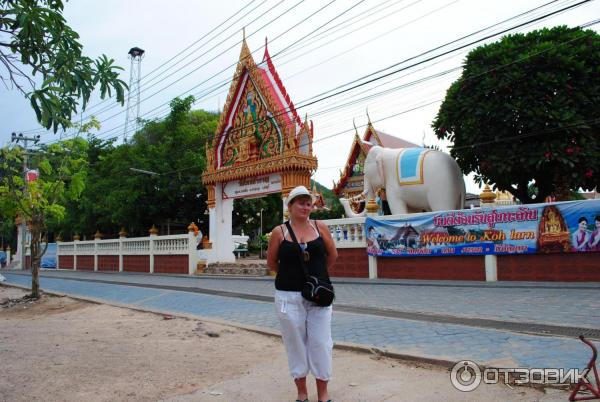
top-left (571, 216), bottom-right (590, 252)
top-left (588, 216), bottom-right (600, 251)
top-left (267, 185), bottom-right (338, 402)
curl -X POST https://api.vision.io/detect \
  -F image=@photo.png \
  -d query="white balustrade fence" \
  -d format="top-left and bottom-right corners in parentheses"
top-left (56, 232), bottom-right (199, 274)
top-left (322, 217), bottom-right (366, 248)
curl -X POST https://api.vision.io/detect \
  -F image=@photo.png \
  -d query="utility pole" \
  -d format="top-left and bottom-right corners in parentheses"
top-left (11, 132), bottom-right (40, 270)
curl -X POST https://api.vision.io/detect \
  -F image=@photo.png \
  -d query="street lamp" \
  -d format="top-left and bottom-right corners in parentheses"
top-left (129, 167), bottom-right (160, 176)
top-left (259, 208), bottom-right (264, 259)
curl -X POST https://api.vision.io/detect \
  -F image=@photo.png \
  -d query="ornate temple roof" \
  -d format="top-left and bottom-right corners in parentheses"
top-left (202, 37), bottom-right (317, 186)
top-left (333, 121), bottom-right (418, 195)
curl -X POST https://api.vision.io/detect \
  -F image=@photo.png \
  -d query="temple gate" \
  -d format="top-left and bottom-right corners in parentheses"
top-left (202, 38), bottom-right (318, 263)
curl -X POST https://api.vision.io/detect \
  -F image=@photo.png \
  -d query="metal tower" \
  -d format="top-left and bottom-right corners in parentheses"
top-left (124, 47), bottom-right (145, 142)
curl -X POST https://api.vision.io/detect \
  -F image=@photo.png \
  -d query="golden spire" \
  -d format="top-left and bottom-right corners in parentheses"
top-left (353, 119), bottom-right (360, 138)
top-left (480, 184), bottom-right (497, 204)
top-left (366, 107), bottom-right (372, 126)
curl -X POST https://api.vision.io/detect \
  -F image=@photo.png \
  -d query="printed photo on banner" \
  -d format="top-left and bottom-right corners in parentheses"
top-left (365, 200), bottom-right (600, 257)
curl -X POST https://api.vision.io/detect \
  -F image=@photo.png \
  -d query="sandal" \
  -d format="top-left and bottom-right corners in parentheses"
top-left (296, 400), bottom-right (309, 402)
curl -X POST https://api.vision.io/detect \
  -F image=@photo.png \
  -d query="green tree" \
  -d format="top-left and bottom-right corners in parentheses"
top-left (0, 138), bottom-right (89, 297)
top-left (1, 0), bottom-right (127, 131)
top-left (309, 180), bottom-right (344, 220)
top-left (53, 99), bottom-right (220, 238)
top-left (432, 26), bottom-right (600, 203)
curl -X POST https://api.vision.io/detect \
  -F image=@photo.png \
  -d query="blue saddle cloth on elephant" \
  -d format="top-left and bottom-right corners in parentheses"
top-left (395, 148), bottom-right (430, 185)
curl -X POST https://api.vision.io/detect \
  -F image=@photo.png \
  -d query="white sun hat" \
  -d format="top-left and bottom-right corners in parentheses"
top-left (286, 185), bottom-right (315, 205)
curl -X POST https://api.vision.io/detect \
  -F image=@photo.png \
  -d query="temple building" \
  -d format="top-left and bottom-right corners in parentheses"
top-left (201, 36), bottom-right (318, 263)
top-left (333, 120), bottom-right (418, 200)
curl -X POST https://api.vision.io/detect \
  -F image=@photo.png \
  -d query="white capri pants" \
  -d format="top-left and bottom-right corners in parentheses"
top-left (275, 290), bottom-right (333, 381)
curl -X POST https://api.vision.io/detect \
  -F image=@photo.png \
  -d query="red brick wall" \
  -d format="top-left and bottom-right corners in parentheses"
top-left (498, 253), bottom-right (600, 281)
top-left (329, 248), bottom-right (369, 278)
top-left (154, 255), bottom-right (188, 274)
top-left (123, 255), bottom-right (150, 272)
top-left (377, 255), bottom-right (486, 280)
top-left (98, 256), bottom-right (119, 271)
top-left (59, 255), bottom-right (74, 270)
top-left (77, 255), bottom-right (94, 271)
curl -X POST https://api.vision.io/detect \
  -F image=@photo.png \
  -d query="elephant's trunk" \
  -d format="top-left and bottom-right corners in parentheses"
top-left (339, 197), bottom-right (366, 218)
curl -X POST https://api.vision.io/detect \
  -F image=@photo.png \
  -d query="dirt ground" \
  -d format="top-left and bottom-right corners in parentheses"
top-left (0, 284), bottom-right (569, 402)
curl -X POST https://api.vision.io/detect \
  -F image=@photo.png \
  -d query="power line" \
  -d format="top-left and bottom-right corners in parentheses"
top-left (81, 0), bottom-right (288, 121)
top-left (40, 0), bottom-right (596, 148)
top-left (19, 0), bottom-right (268, 134)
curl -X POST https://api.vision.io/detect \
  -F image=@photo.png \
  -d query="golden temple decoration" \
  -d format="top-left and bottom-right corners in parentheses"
top-left (365, 198), bottom-right (379, 214)
top-left (203, 37), bottom-right (317, 212)
top-left (479, 184), bottom-right (497, 204)
top-left (207, 185), bottom-right (216, 209)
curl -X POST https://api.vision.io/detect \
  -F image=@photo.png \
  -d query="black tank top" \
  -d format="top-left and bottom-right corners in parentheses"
top-left (275, 221), bottom-right (331, 291)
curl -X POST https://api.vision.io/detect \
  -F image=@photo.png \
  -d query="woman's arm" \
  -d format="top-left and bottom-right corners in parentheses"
top-left (266, 225), bottom-right (283, 272)
top-left (317, 220), bottom-right (338, 269)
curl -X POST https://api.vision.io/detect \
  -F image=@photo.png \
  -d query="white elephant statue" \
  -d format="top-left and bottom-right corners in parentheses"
top-left (340, 145), bottom-right (465, 216)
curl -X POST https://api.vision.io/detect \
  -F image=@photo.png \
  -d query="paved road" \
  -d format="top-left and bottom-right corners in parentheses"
top-left (2, 270), bottom-right (597, 372)
top-left (19, 269), bottom-right (600, 329)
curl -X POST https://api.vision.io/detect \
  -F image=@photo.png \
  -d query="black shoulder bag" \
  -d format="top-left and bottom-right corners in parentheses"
top-left (285, 221), bottom-right (335, 307)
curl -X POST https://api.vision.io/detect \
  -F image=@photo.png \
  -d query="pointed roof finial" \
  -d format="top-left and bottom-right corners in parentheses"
top-left (242, 27), bottom-right (246, 41)
top-left (366, 107), bottom-right (372, 125)
top-left (353, 119), bottom-right (360, 137)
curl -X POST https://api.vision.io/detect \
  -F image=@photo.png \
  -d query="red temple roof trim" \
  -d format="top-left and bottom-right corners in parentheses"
top-left (333, 123), bottom-right (419, 195)
top-left (261, 40), bottom-right (303, 130)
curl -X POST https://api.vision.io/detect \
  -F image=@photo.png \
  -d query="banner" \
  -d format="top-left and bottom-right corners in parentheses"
top-left (222, 174), bottom-right (281, 200)
top-left (366, 200), bottom-right (600, 257)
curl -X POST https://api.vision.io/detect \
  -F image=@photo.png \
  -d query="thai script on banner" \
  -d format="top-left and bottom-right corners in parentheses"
top-left (366, 200), bottom-right (600, 257)
top-left (433, 207), bottom-right (538, 228)
top-left (222, 173), bottom-right (282, 199)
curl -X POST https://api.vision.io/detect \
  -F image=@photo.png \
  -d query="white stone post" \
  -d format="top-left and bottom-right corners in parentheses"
top-left (5, 246), bottom-right (11, 266)
top-left (213, 182), bottom-right (235, 263)
top-left (365, 198), bottom-right (379, 279)
top-left (55, 240), bottom-right (60, 270)
top-left (14, 224), bottom-right (22, 269)
top-left (73, 235), bottom-right (80, 271)
top-left (93, 232), bottom-right (101, 272)
top-left (118, 229), bottom-right (126, 273)
top-left (485, 255), bottom-right (498, 282)
top-left (207, 206), bottom-right (217, 264)
top-left (149, 226), bottom-right (157, 274)
top-left (188, 228), bottom-right (198, 275)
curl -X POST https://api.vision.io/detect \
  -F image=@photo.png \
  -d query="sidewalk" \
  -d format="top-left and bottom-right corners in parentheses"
top-left (2, 270), bottom-right (595, 372)
top-left (18, 269), bottom-right (600, 329)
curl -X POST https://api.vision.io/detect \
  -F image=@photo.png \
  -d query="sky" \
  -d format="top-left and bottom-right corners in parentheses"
top-left (1, 0), bottom-right (598, 195)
